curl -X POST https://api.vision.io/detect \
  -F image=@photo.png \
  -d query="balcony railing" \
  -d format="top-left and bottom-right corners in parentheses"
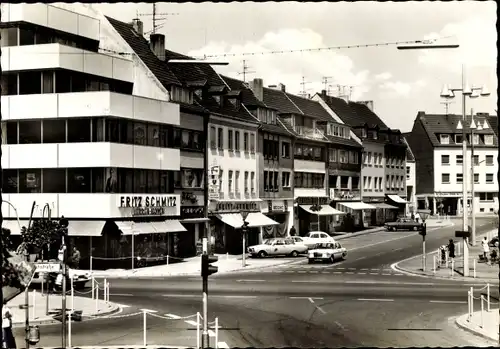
top-left (330, 189), bottom-right (361, 200)
top-left (294, 126), bottom-right (325, 140)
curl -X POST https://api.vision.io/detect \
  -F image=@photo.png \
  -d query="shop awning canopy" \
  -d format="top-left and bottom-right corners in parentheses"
top-left (68, 221), bottom-right (106, 236)
top-left (152, 220), bottom-right (187, 233)
top-left (371, 203), bottom-right (399, 210)
top-left (2, 220), bottom-right (30, 235)
top-left (338, 202), bottom-right (376, 210)
top-left (300, 205), bottom-right (345, 216)
top-left (116, 220), bottom-right (186, 235)
top-left (387, 195), bottom-right (407, 204)
top-left (180, 218), bottom-right (211, 224)
top-left (217, 212), bottom-right (279, 229)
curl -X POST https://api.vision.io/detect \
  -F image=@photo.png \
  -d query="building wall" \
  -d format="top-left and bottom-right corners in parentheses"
top-left (361, 141), bottom-right (385, 199)
top-left (406, 161), bottom-right (417, 213)
top-left (407, 119), bottom-right (435, 195)
top-left (385, 144), bottom-right (407, 198)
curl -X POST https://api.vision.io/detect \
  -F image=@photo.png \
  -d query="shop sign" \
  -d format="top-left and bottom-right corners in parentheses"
top-left (181, 192), bottom-right (199, 205)
top-left (118, 195), bottom-right (178, 217)
top-left (295, 197), bottom-right (328, 205)
top-left (209, 166), bottom-right (220, 200)
top-left (181, 206), bottom-right (205, 219)
top-left (268, 200), bottom-right (288, 213)
top-left (213, 201), bottom-right (260, 213)
top-left (434, 192), bottom-right (472, 198)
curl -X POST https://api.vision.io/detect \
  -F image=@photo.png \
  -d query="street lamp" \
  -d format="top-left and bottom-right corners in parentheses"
top-left (240, 211), bottom-right (249, 268)
top-left (417, 209), bottom-right (431, 271)
top-left (440, 65), bottom-right (489, 276)
top-left (468, 108), bottom-right (484, 248)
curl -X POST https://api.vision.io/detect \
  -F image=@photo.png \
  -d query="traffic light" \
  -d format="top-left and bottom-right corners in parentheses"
top-left (242, 220), bottom-right (250, 232)
top-left (201, 254), bottom-right (218, 278)
top-left (419, 223), bottom-right (427, 237)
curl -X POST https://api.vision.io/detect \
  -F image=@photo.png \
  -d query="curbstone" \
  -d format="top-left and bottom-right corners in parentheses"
top-left (455, 313), bottom-right (499, 342)
top-left (34, 346), bottom-right (188, 349)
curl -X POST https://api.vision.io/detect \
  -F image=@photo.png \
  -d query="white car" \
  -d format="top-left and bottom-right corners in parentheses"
top-left (302, 231), bottom-right (336, 249)
top-left (248, 237), bottom-right (308, 258)
top-left (30, 268), bottom-right (91, 290)
top-left (308, 242), bottom-right (347, 264)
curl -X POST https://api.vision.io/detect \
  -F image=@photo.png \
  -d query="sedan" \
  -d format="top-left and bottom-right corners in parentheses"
top-left (308, 242), bottom-right (347, 264)
top-left (489, 236), bottom-right (499, 248)
top-left (248, 238), bottom-right (308, 258)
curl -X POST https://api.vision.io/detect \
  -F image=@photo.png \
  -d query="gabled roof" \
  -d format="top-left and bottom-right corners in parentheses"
top-left (105, 16), bottom-right (181, 88)
top-left (197, 96), bottom-right (258, 124)
top-left (486, 115), bottom-right (498, 137)
top-left (220, 75), bottom-right (267, 108)
top-left (263, 87), bottom-right (302, 115)
top-left (402, 134), bottom-right (415, 161)
top-left (346, 102), bottom-right (389, 130)
top-left (324, 135), bottom-right (363, 149)
top-left (318, 94), bottom-right (361, 126)
top-left (285, 93), bottom-right (333, 122)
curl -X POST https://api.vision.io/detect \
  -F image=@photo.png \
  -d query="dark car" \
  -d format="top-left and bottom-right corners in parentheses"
top-left (384, 218), bottom-right (422, 231)
top-left (489, 236), bottom-right (499, 248)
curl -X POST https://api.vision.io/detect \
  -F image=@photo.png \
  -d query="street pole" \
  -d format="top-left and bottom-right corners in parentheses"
top-left (242, 227), bottom-right (246, 268)
top-left (61, 238), bottom-right (67, 348)
top-left (25, 201), bottom-right (36, 349)
top-left (470, 108), bottom-right (476, 246)
top-left (461, 64), bottom-right (470, 277)
top-left (422, 226), bottom-right (426, 272)
top-left (202, 111), bottom-right (210, 349)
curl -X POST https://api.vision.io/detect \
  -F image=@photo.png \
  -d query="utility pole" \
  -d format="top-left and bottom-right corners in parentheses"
top-left (138, 3), bottom-right (179, 36)
top-left (237, 60), bottom-right (255, 82)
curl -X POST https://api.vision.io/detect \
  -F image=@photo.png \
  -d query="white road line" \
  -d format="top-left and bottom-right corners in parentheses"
top-left (298, 271), bottom-right (307, 273)
top-left (358, 298), bottom-right (394, 302)
top-left (315, 305), bottom-right (327, 314)
top-left (354, 257), bottom-right (366, 261)
top-left (110, 293), bottom-right (134, 297)
top-left (291, 280), bottom-right (321, 283)
top-left (333, 271), bottom-right (342, 274)
top-left (360, 268), bottom-right (369, 270)
top-left (347, 281), bottom-right (435, 286)
top-left (348, 267), bottom-right (357, 270)
top-left (140, 308), bottom-right (157, 313)
top-left (393, 248), bottom-right (403, 252)
top-left (218, 342), bottom-right (229, 348)
top-left (334, 321), bottom-right (347, 331)
top-left (115, 304), bottom-right (131, 308)
top-left (165, 314), bottom-right (182, 319)
top-left (429, 300), bottom-right (467, 304)
top-left (212, 295), bottom-right (257, 299)
top-left (308, 298), bottom-right (315, 304)
top-left (369, 273), bottom-right (378, 275)
top-left (163, 294), bottom-right (198, 298)
top-left (236, 279), bottom-right (265, 282)
top-left (370, 269), bottom-right (379, 271)
top-left (310, 271), bottom-right (319, 273)
top-left (346, 272), bottom-right (355, 274)
top-left (357, 272), bottom-right (366, 275)
top-left (290, 296), bottom-right (309, 299)
top-left (336, 267), bottom-right (346, 270)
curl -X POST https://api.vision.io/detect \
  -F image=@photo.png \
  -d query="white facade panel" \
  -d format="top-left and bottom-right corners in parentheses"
top-left (180, 152), bottom-right (204, 169)
top-left (58, 143), bottom-right (113, 168)
top-left (294, 188), bottom-right (327, 198)
top-left (294, 160), bottom-right (325, 173)
top-left (2, 93), bottom-right (180, 126)
top-left (2, 193), bottom-right (181, 219)
top-left (2, 44), bottom-right (133, 82)
top-left (47, 5), bottom-right (78, 35)
top-left (5, 144), bottom-right (58, 169)
top-left (158, 148), bottom-right (181, 171)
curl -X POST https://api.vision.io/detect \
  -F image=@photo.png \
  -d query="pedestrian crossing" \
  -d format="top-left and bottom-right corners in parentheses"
top-left (260, 264), bottom-right (404, 276)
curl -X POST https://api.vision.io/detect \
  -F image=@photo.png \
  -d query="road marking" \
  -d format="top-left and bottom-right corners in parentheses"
top-left (429, 300), bottom-right (467, 304)
top-left (357, 272), bottom-right (366, 275)
top-left (360, 268), bottom-right (369, 270)
top-left (165, 314), bottom-right (181, 319)
top-left (140, 308), bottom-right (157, 313)
top-left (336, 267), bottom-right (345, 270)
top-left (358, 298), bottom-right (394, 302)
top-left (347, 281), bottom-right (435, 286)
top-left (115, 304), bottom-right (131, 308)
top-left (370, 273), bottom-right (378, 275)
top-left (370, 269), bottom-right (379, 271)
top-left (346, 272), bottom-right (355, 274)
top-left (110, 293), bottom-right (134, 297)
top-left (310, 271), bottom-right (319, 274)
top-left (333, 271), bottom-right (342, 274)
top-left (163, 294), bottom-right (198, 298)
top-left (298, 271), bottom-right (307, 273)
top-left (218, 342), bottom-right (229, 348)
top-left (291, 280), bottom-right (321, 283)
top-left (393, 248), bottom-right (403, 252)
top-left (236, 279), bottom-right (265, 282)
top-left (185, 320), bottom-right (198, 326)
top-left (348, 267), bottom-right (356, 270)
top-left (354, 257), bottom-right (366, 261)
top-left (212, 295), bottom-right (257, 299)
top-left (334, 321), bottom-right (347, 331)
top-left (308, 298), bottom-right (315, 303)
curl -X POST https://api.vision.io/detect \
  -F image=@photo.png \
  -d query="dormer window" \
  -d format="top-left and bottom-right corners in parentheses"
top-left (371, 131), bottom-right (378, 140)
top-left (214, 96), bottom-right (221, 104)
top-left (484, 134), bottom-right (494, 145)
top-left (472, 134), bottom-right (479, 145)
top-left (258, 108), bottom-right (276, 124)
top-left (455, 134), bottom-right (463, 144)
top-left (228, 98), bottom-right (240, 110)
top-left (361, 128), bottom-right (367, 138)
top-left (170, 86), bottom-right (194, 104)
top-left (440, 134), bottom-right (450, 145)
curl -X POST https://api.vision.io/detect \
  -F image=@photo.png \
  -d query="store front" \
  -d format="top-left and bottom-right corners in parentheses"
top-left (294, 196), bottom-right (338, 235)
top-left (180, 205), bottom-right (209, 257)
top-left (336, 201), bottom-right (377, 230)
top-left (386, 194), bottom-right (407, 219)
top-left (261, 199), bottom-right (294, 240)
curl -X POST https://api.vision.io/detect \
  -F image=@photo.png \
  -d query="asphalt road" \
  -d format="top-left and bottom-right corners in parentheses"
top-left (20, 218), bottom-right (498, 348)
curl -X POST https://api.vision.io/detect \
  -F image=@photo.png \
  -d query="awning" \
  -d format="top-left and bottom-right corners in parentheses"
top-left (338, 202), bottom-right (376, 210)
top-left (115, 221), bottom-right (157, 235)
top-left (300, 205), bottom-right (345, 216)
top-left (152, 220), bottom-right (187, 233)
top-left (2, 220), bottom-right (29, 235)
top-left (387, 195), bottom-right (407, 204)
top-left (68, 221), bottom-right (106, 237)
top-left (370, 203), bottom-right (399, 210)
top-left (217, 212), bottom-right (279, 229)
top-left (180, 218), bottom-right (211, 224)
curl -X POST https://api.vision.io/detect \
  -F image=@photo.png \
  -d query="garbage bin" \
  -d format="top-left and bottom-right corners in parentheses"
top-left (28, 325), bottom-right (40, 345)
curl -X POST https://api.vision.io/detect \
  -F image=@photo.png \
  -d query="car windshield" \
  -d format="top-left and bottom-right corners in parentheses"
top-left (316, 243), bottom-right (334, 249)
top-left (264, 239), bottom-right (275, 245)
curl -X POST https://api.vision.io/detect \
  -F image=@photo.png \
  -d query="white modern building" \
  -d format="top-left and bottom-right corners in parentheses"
top-left (407, 111), bottom-right (498, 216)
top-left (0, 3), bottom-right (187, 266)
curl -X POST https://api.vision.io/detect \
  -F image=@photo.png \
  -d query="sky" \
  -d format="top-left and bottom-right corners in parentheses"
top-left (94, 1), bottom-right (497, 132)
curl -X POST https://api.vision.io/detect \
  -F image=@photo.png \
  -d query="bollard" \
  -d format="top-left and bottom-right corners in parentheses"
top-left (143, 310), bottom-right (147, 346)
top-left (68, 309), bottom-right (72, 348)
top-left (91, 277), bottom-right (95, 300)
top-left (467, 290), bottom-right (472, 322)
top-left (215, 317), bottom-right (219, 349)
top-left (457, 242), bottom-right (461, 256)
top-left (226, 252), bottom-right (229, 260)
top-left (487, 283), bottom-right (490, 312)
top-left (71, 277), bottom-right (74, 309)
top-left (473, 259), bottom-right (476, 278)
top-left (32, 290), bottom-right (36, 320)
top-left (90, 256), bottom-right (93, 275)
top-left (445, 253), bottom-right (449, 268)
top-left (433, 255), bottom-right (436, 274)
top-left (470, 287), bottom-right (474, 315)
top-left (480, 295), bottom-right (484, 328)
top-left (95, 287), bottom-right (99, 313)
top-left (167, 255), bottom-right (169, 265)
top-left (450, 259), bottom-right (454, 276)
top-left (106, 281), bottom-right (110, 302)
top-left (104, 278), bottom-right (107, 303)
top-left (196, 312), bottom-right (200, 349)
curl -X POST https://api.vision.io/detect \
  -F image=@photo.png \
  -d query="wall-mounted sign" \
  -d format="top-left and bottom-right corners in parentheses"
top-left (208, 166), bottom-right (220, 200)
top-left (295, 197), bottom-right (329, 205)
top-left (434, 192), bottom-right (472, 198)
top-left (118, 195), bottom-right (177, 208)
top-left (132, 207), bottom-right (165, 216)
top-left (268, 200), bottom-right (288, 213)
top-left (181, 192), bottom-right (199, 205)
top-left (181, 206), bottom-right (205, 219)
top-left (213, 201), bottom-right (259, 213)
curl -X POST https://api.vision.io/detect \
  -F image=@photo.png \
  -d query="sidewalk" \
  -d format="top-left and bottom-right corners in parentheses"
top-left (456, 308), bottom-right (499, 342)
top-left (7, 290), bottom-right (120, 328)
top-left (393, 229), bottom-right (498, 282)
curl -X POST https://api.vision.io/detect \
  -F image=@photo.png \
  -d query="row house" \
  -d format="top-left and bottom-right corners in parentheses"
top-left (407, 112), bottom-right (498, 216)
top-left (314, 93), bottom-right (407, 226)
top-left (1, 4), bottom-right (185, 267)
top-left (402, 134), bottom-right (417, 215)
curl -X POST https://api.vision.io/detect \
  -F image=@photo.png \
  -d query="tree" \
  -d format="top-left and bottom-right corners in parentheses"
top-left (21, 219), bottom-right (63, 260)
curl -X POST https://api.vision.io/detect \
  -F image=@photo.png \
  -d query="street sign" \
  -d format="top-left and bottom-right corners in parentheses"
top-left (35, 262), bottom-right (61, 273)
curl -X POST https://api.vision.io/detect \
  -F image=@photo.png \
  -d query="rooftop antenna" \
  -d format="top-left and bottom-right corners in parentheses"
top-left (237, 60), bottom-right (255, 82)
top-left (322, 77), bottom-right (333, 92)
top-left (139, 3), bottom-right (179, 36)
top-left (337, 84), bottom-right (354, 101)
top-left (441, 99), bottom-right (454, 115)
top-left (299, 76), bottom-right (311, 98)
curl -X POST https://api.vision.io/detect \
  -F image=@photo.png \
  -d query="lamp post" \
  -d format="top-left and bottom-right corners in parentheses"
top-left (417, 209), bottom-right (431, 271)
top-left (440, 65), bottom-right (489, 276)
top-left (240, 211), bottom-right (249, 268)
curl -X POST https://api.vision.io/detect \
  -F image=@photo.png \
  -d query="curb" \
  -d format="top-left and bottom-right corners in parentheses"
top-left (455, 313), bottom-right (499, 342)
top-left (34, 346), bottom-right (188, 349)
top-left (11, 302), bottom-right (121, 328)
top-left (334, 227), bottom-right (385, 240)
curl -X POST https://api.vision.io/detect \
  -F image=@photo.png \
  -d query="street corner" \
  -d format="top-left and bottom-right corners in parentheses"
top-left (455, 312), bottom-right (499, 343)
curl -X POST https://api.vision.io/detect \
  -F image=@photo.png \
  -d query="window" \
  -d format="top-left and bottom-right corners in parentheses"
top-left (19, 169), bottom-right (41, 193)
top-left (173, 171), bottom-right (182, 188)
top-left (182, 169), bottom-right (204, 188)
top-left (210, 126), bottom-right (216, 149)
top-left (92, 118), bottom-right (106, 142)
top-left (486, 155), bottom-right (494, 165)
top-left (2, 170), bottom-right (18, 193)
top-left (234, 131), bottom-right (240, 151)
top-left (19, 27), bottom-right (35, 46)
top-left (219, 170), bottom-right (224, 194)
top-left (217, 128), bottom-right (224, 149)
top-left (235, 171), bottom-right (240, 193)
top-left (251, 172), bottom-right (255, 193)
top-left (42, 71), bottom-right (54, 94)
top-left (133, 169), bottom-right (147, 193)
top-left (474, 173), bottom-right (479, 183)
top-left (19, 71), bottom-right (41, 95)
top-left (134, 122), bottom-right (147, 145)
top-left (455, 134), bottom-right (463, 144)
top-left (486, 174), bottom-right (494, 183)
top-left (473, 155), bottom-right (479, 166)
top-left (440, 134), bottom-right (450, 144)
top-left (18, 120), bottom-right (41, 144)
top-left (159, 125), bottom-right (170, 148)
top-left (294, 173), bottom-right (324, 188)
top-left (228, 170), bottom-right (233, 192)
top-left (274, 171), bottom-right (279, 191)
top-left (441, 173), bottom-right (450, 184)
top-left (250, 133), bottom-right (256, 153)
top-left (42, 169), bottom-right (66, 193)
top-left (6, 122), bottom-right (18, 144)
top-left (340, 176), bottom-right (349, 189)
top-left (42, 119), bottom-right (66, 143)
top-left (228, 130), bottom-right (233, 150)
top-left (1, 74), bottom-right (18, 95)
top-left (456, 155), bottom-right (463, 165)
top-left (484, 135), bottom-right (494, 145)
top-left (264, 171), bottom-right (269, 191)
top-left (441, 155), bottom-right (450, 165)
top-left (329, 148), bottom-right (337, 162)
top-left (0, 27), bottom-right (18, 47)
top-left (282, 142), bottom-right (290, 158)
top-left (339, 150), bottom-right (348, 163)
top-left (244, 171), bottom-right (249, 193)
top-left (472, 134), bottom-right (479, 145)
top-left (67, 168), bottom-right (91, 193)
top-left (244, 132), bottom-right (249, 152)
top-left (480, 193), bottom-right (494, 201)
top-left (282, 172), bottom-right (291, 188)
top-left (67, 118), bottom-right (91, 142)
top-left (148, 124), bottom-right (160, 147)
top-left (349, 151), bottom-right (359, 164)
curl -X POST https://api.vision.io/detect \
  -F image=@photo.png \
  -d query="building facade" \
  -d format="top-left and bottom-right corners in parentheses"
top-left (407, 111), bottom-right (498, 215)
top-left (1, 4), bottom-right (187, 267)
top-left (402, 135), bottom-right (417, 215)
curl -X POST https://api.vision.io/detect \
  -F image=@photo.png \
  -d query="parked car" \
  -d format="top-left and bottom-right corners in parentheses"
top-left (248, 238), bottom-right (308, 258)
top-left (308, 242), bottom-right (347, 264)
top-left (489, 236), bottom-right (499, 248)
top-left (384, 218), bottom-right (422, 231)
top-left (302, 231), bottom-right (336, 249)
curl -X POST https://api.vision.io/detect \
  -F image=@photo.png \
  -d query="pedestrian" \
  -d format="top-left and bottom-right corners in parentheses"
top-left (481, 236), bottom-right (490, 264)
top-left (289, 226), bottom-right (296, 237)
top-left (414, 212), bottom-right (421, 223)
top-left (2, 300), bottom-right (17, 349)
top-left (71, 246), bottom-right (81, 269)
top-left (448, 239), bottom-right (455, 259)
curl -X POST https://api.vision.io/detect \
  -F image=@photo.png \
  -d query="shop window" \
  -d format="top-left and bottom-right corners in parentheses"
top-left (117, 168), bottom-right (133, 193)
top-left (91, 168), bottom-right (105, 193)
top-left (134, 123), bottom-right (147, 146)
top-left (68, 168), bottom-right (91, 193)
top-left (42, 119), bottom-right (66, 143)
top-left (148, 170), bottom-right (160, 193)
top-left (6, 122), bottom-right (18, 144)
top-left (2, 169), bottom-right (18, 193)
top-left (68, 118), bottom-right (91, 142)
top-left (182, 169), bottom-right (204, 188)
top-left (19, 71), bottom-right (41, 95)
top-left (0, 27), bottom-right (18, 47)
top-left (19, 27), bottom-right (35, 46)
top-left (1, 74), bottom-right (18, 95)
top-left (43, 168), bottom-right (66, 193)
top-left (19, 120), bottom-right (41, 144)
top-left (19, 169), bottom-right (41, 193)
top-left (160, 171), bottom-right (172, 193)
top-left (148, 124), bottom-right (160, 147)
top-left (133, 169), bottom-right (147, 193)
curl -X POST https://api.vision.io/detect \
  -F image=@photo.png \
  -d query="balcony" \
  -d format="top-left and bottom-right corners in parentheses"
top-left (1, 92), bottom-right (179, 125)
top-left (329, 189), bottom-right (361, 201)
top-left (2, 44), bottom-right (133, 82)
top-left (294, 126), bottom-right (326, 140)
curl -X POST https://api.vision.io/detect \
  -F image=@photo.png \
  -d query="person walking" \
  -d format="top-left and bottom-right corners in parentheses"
top-left (2, 300), bottom-right (17, 349)
top-left (448, 239), bottom-right (455, 260)
top-left (289, 226), bottom-right (296, 237)
top-left (481, 236), bottom-right (490, 264)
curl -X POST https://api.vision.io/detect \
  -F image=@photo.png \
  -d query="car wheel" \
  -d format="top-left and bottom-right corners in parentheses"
top-left (258, 251), bottom-right (267, 258)
top-left (413, 226), bottom-right (418, 231)
top-left (290, 250), bottom-right (299, 257)
top-left (341, 252), bottom-right (347, 260)
top-left (495, 241), bottom-right (499, 247)
top-left (308, 259), bottom-right (313, 264)
top-left (330, 256), bottom-right (335, 264)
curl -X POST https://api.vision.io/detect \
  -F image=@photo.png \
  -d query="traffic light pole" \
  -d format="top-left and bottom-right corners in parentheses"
top-left (61, 239), bottom-right (67, 348)
top-left (202, 112), bottom-right (209, 349)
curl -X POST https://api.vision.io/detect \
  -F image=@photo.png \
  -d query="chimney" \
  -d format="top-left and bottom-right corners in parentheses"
top-left (150, 33), bottom-right (166, 61)
top-left (321, 89), bottom-right (327, 97)
top-left (359, 100), bottom-right (374, 112)
top-left (268, 83), bottom-right (286, 92)
top-left (250, 78), bottom-right (264, 101)
top-left (129, 18), bottom-right (144, 36)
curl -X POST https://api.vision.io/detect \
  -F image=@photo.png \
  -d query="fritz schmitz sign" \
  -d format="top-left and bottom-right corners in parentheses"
top-left (117, 194), bottom-right (180, 217)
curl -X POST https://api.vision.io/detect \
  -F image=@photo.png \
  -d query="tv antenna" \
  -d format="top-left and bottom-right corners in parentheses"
top-left (139, 3), bottom-right (179, 36)
top-left (237, 60), bottom-right (255, 82)
top-left (440, 99), bottom-right (454, 115)
top-left (322, 77), bottom-right (333, 92)
top-left (336, 84), bottom-right (354, 101)
top-left (299, 76), bottom-right (311, 98)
